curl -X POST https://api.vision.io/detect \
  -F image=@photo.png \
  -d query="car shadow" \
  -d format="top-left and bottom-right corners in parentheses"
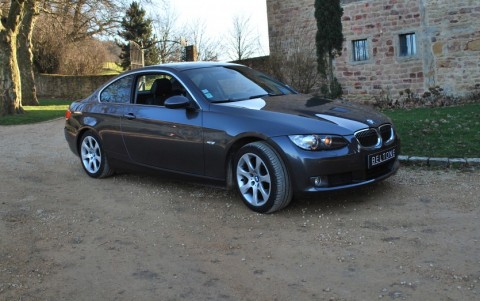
top-left (108, 171), bottom-right (398, 216)
top-left (283, 179), bottom-right (398, 215)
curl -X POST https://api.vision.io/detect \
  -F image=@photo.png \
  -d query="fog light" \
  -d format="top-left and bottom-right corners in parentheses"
top-left (311, 176), bottom-right (328, 188)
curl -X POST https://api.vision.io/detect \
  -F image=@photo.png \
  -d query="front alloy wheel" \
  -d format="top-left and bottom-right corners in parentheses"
top-left (235, 142), bottom-right (292, 213)
top-left (237, 152), bottom-right (272, 207)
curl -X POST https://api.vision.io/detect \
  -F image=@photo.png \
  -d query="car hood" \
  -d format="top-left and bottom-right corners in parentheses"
top-left (216, 94), bottom-right (390, 132)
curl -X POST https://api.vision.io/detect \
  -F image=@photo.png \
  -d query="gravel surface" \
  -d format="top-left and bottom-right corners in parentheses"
top-left (1, 119), bottom-right (479, 300)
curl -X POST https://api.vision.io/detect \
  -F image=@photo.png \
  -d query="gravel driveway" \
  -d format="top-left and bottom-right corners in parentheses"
top-left (1, 119), bottom-right (479, 300)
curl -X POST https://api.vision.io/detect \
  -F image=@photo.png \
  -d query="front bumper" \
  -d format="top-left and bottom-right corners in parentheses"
top-left (270, 136), bottom-right (400, 193)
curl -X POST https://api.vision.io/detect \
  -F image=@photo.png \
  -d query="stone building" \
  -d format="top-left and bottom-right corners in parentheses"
top-left (266, 0), bottom-right (480, 101)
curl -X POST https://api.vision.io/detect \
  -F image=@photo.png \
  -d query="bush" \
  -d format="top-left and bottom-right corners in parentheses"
top-left (267, 20), bottom-right (322, 94)
top-left (373, 85), bottom-right (479, 109)
top-left (268, 48), bottom-right (321, 94)
top-left (33, 13), bottom-right (118, 75)
top-left (58, 39), bottom-right (109, 75)
top-left (33, 14), bottom-right (64, 73)
top-left (320, 77), bottom-right (343, 99)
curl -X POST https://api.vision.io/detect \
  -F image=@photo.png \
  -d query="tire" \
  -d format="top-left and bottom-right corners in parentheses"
top-left (234, 141), bottom-right (292, 213)
top-left (79, 130), bottom-right (113, 178)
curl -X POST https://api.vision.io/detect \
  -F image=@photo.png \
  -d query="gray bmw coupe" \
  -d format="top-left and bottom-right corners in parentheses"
top-left (65, 62), bottom-right (400, 213)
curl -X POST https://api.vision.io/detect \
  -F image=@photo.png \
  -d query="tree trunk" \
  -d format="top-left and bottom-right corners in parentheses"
top-left (328, 54), bottom-right (334, 93)
top-left (18, 0), bottom-right (39, 106)
top-left (0, 34), bottom-right (20, 115)
top-left (0, 0), bottom-right (26, 116)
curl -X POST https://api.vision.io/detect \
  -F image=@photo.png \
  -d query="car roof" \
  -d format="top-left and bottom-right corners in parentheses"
top-left (128, 61), bottom-right (244, 73)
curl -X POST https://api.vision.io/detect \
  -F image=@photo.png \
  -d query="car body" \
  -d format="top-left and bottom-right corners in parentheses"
top-left (65, 62), bottom-right (400, 213)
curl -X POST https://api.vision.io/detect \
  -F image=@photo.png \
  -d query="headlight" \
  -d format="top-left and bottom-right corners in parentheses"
top-left (289, 134), bottom-right (348, 151)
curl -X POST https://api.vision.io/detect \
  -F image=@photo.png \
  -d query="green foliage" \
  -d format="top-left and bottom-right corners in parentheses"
top-left (0, 99), bottom-right (70, 125)
top-left (320, 76), bottom-right (343, 99)
top-left (384, 103), bottom-right (480, 158)
top-left (314, 0), bottom-right (344, 76)
top-left (117, 1), bottom-right (160, 69)
top-left (314, 0), bottom-right (344, 97)
top-left (100, 62), bottom-right (123, 75)
top-left (330, 77), bottom-right (343, 98)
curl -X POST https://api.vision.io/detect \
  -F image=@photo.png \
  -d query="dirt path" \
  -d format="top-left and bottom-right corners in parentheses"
top-left (1, 119), bottom-right (479, 300)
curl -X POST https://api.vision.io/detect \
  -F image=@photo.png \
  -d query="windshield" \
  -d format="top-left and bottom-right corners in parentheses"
top-left (183, 66), bottom-right (296, 103)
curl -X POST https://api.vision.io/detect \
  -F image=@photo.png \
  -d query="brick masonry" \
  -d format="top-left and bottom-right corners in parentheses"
top-left (267, 0), bottom-right (480, 102)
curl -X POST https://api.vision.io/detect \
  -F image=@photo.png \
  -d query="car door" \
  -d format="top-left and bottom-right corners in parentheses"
top-left (95, 74), bottom-right (134, 159)
top-left (120, 72), bottom-right (204, 175)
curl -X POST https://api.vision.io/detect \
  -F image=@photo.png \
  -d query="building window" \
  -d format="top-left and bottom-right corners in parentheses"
top-left (352, 39), bottom-right (368, 61)
top-left (399, 33), bottom-right (416, 56)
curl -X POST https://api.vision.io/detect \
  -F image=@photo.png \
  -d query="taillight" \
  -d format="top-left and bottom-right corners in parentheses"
top-left (65, 110), bottom-right (72, 120)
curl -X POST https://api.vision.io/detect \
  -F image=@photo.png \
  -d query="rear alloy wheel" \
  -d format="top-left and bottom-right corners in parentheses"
top-left (235, 141), bottom-right (292, 213)
top-left (79, 131), bottom-right (113, 178)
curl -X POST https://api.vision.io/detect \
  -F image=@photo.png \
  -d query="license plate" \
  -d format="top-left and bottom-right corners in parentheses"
top-left (368, 147), bottom-right (396, 168)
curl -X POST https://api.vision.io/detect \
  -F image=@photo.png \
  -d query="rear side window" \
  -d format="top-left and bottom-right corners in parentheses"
top-left (100, 75), bottom-right (134, 103)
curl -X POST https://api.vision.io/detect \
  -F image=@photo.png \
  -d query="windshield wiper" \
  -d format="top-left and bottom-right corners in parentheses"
top-left (210, 99), bottom-right (236, 103)
top-left (211, 93), bottom-right (279, 103)
top-left (248, 94), bottom-right (268, 99)
top-left (249, 93), bottom-right (282, 99)
top-left (248, 93), bottom-right (278, 99)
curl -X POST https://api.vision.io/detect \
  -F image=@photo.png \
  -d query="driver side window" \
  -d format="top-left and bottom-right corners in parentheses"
top-left (135, 73), bottom-right (188, 106)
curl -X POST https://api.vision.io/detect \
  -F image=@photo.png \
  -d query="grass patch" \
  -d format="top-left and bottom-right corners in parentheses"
top-left (100, 62), bottom-right (123, 75)
top-left (384, 103), bottom-right (480, 158)
top-left (0, 99), bottom-right (71, 126)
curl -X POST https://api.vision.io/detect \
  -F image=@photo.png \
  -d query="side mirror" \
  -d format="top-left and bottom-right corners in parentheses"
top-left (164, 95), bottom-right (191, 109)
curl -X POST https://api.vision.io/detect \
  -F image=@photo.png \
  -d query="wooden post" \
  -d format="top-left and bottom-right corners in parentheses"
top-left (185, 45), bottom-right (198, 62)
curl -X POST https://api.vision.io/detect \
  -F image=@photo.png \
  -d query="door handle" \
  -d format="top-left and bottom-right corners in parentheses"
top-left (123, 113), bottom-right (136, 120)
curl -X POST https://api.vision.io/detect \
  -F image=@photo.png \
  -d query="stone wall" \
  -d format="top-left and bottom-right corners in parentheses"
top-left (425, 0), bottom-right (480, 95)
top-left (233, 56), bottom-right (271, 72)
top-left (337, 0), bottom-right (424, 101)
top-left (267, 0), bottom-right (316, 58)
top-left (36, 74), bottom-right (116, 100)
top-left (267, 0), bottom-right (480, 102)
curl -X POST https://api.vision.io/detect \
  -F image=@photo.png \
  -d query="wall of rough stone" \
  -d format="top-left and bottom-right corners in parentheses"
top-left (36, 74), bottom-right (116, 99)
top-left (337, 0), bottom-right (424, 101)
top-left (267, 0), bottom-right (480, 102)
top-left (425, 0), bottom-right (480, 95)
top-left (267, 0), bottom-right (316, 57)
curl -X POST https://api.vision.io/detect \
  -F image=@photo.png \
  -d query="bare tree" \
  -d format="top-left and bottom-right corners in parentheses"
top-left (150, 0), bottom-right (183, 63)
top-left (51, 0), bottom-right (125, 42)
top-left (34, 0), bottom-right (127, 74)
top-left (59, 39), bottom-right (109, 75)
top-left (227, 15), bottom-right (259, 61)
top-left (185, 19), bottom-right (219, 61)
top-left (32, 11), bottom-right (65, 73)
top-left (1, 0), bottom-right (130, 115)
